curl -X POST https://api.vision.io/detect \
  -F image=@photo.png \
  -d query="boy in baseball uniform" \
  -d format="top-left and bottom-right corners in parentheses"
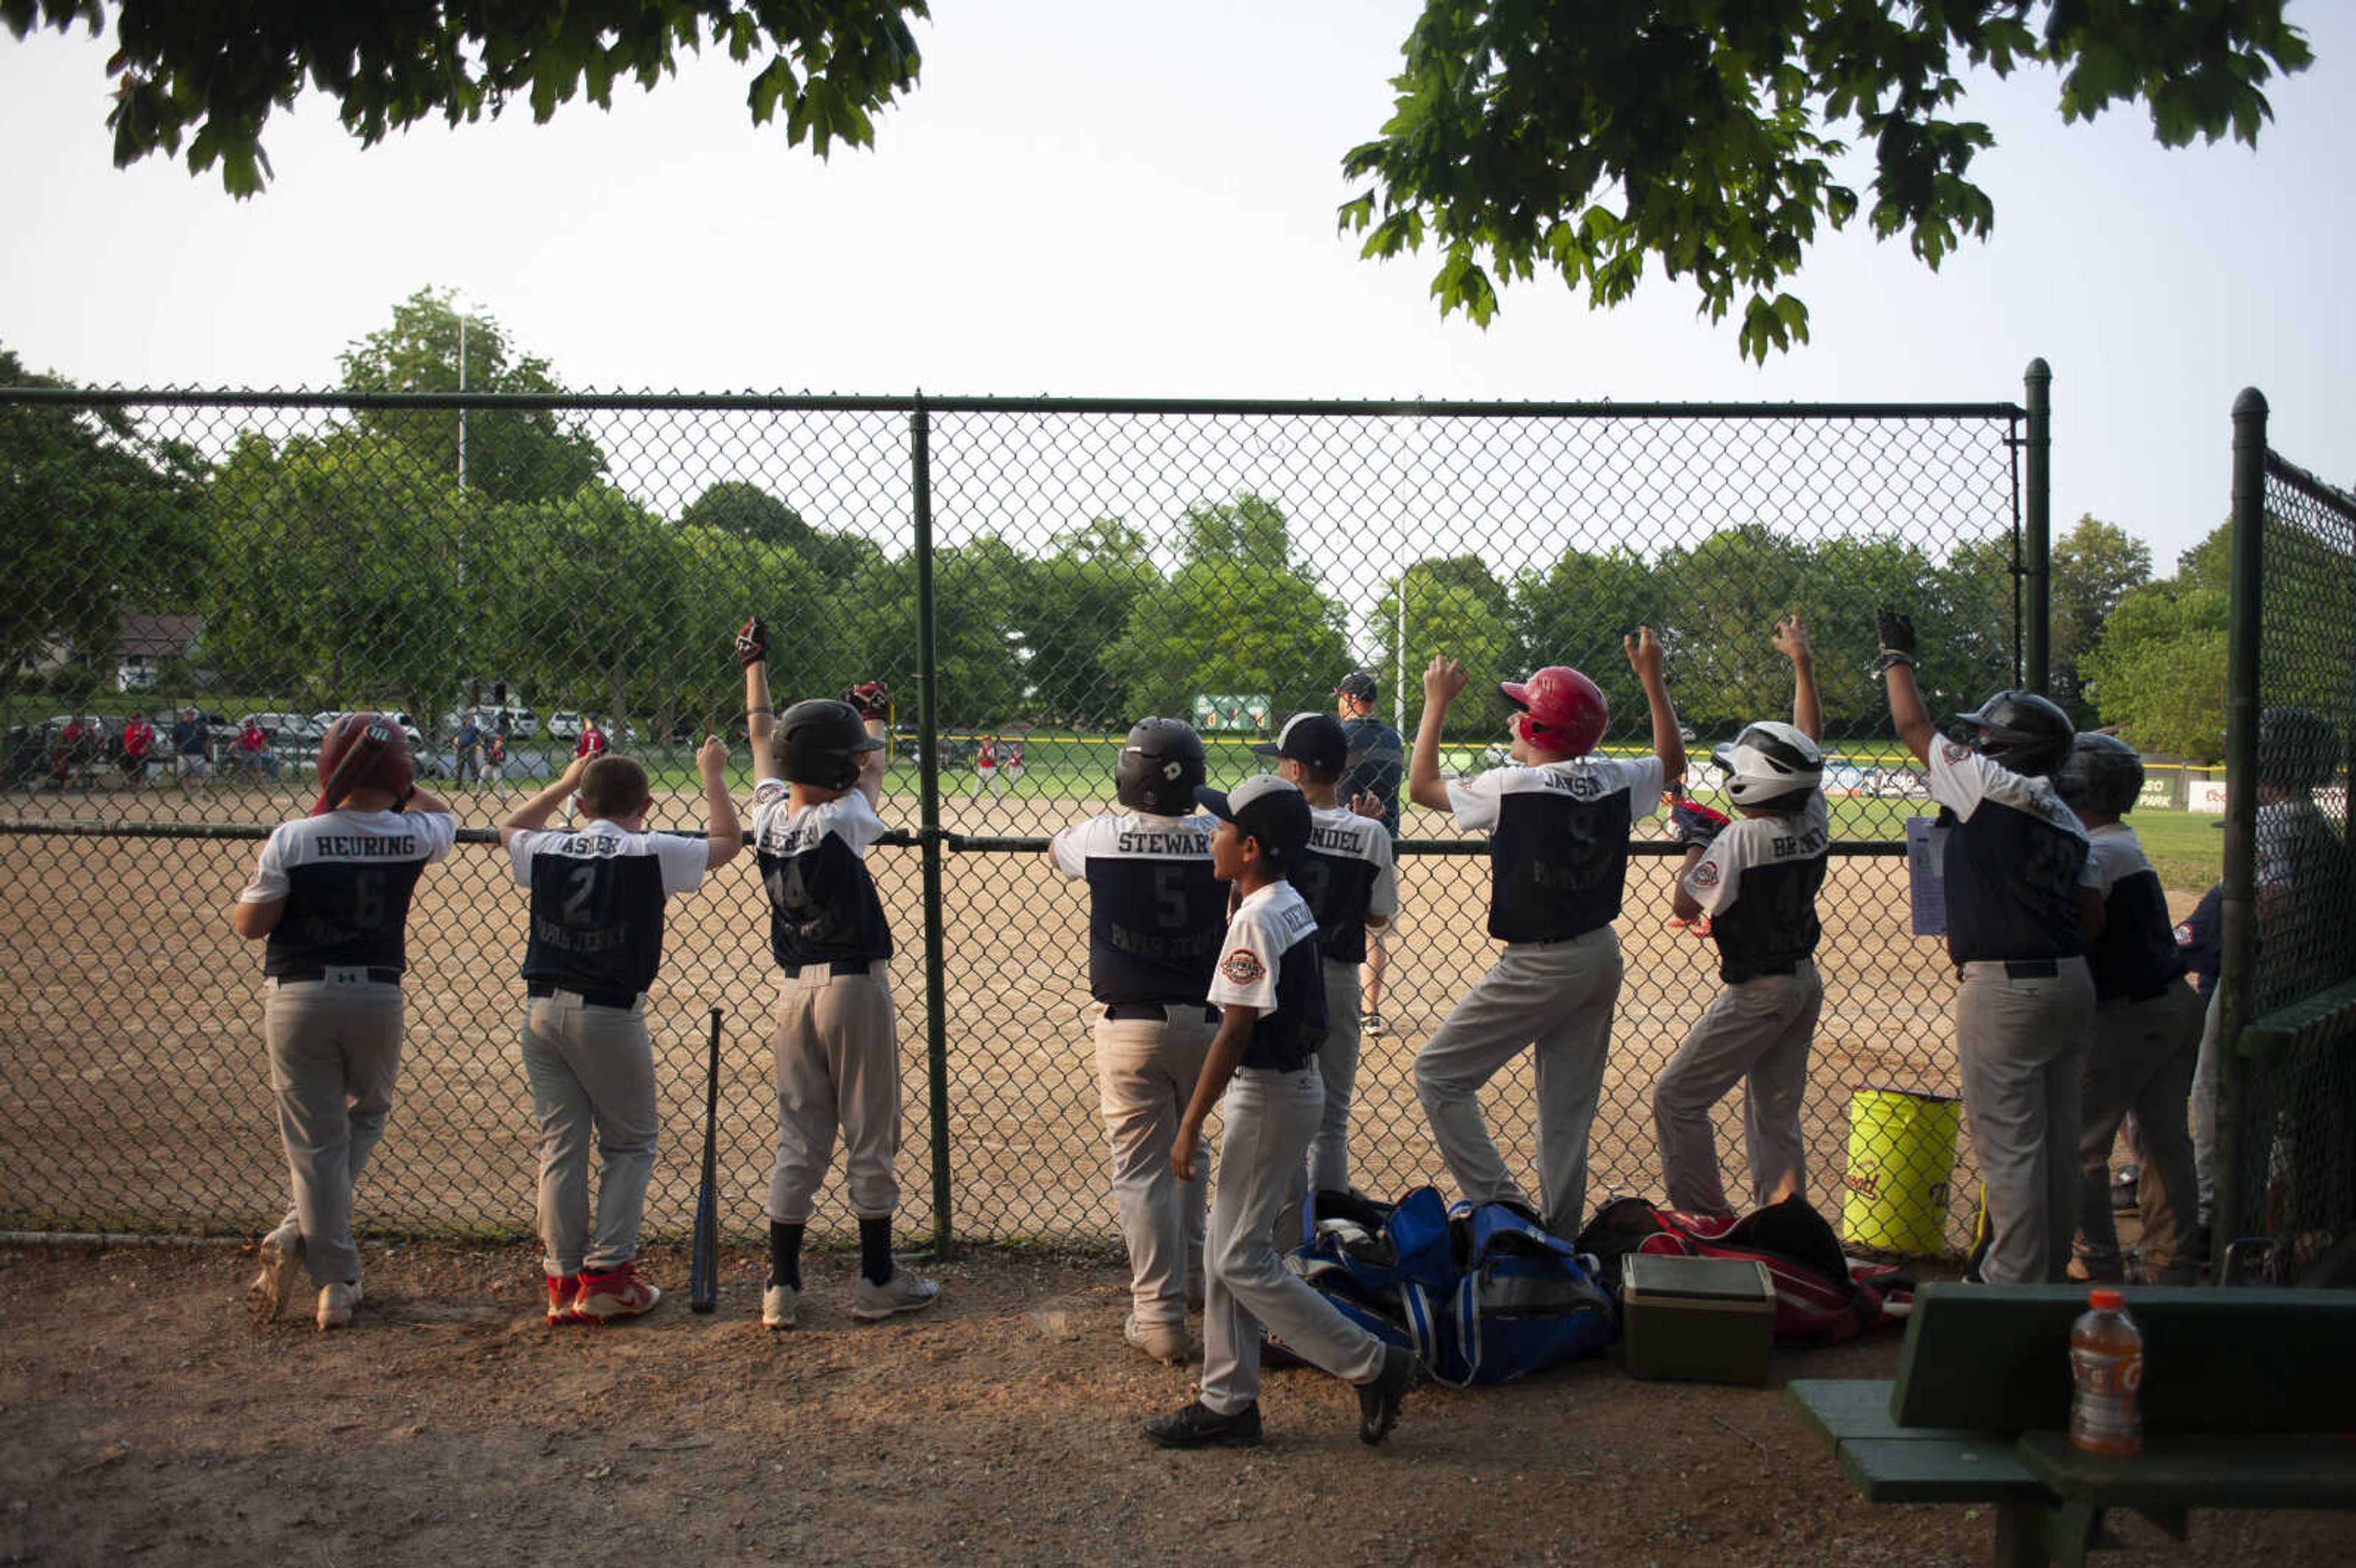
top-left (1335, 671), bottom-right (1405, 1034)
top-left (1250, 711), bottom-right (1396, 1199)
top-left (1407, 630), bottom-right (1685, 1238)
top-left (1145, 774), bottom-right (1415, 1450)
top-left (1876, 606), bottom-right (2099, 1285)
top-left (1049, 718), bottom-right (1225, 1365)
top-left (499, 737), bottom-right (740, 1323)
top-left (1653, 616), bottom-right (1828, 1215)
top-left (2052, 733), bottom-right (2201, 1285)
top-left (233, 715), bottom-right (456, 1329)
top-left (739, 621), bottom-right (938, 1327)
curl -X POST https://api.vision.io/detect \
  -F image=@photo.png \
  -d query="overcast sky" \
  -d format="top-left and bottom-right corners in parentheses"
top-left (2, 1), bottom-right (2349, 571)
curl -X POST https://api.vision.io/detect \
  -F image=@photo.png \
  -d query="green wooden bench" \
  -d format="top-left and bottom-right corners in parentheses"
top-left (1788, 1283), bottom-right (2356, 1567)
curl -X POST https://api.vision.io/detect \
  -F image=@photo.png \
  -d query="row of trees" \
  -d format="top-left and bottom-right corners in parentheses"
top-left (0, 293), bottom-right (2267, 755)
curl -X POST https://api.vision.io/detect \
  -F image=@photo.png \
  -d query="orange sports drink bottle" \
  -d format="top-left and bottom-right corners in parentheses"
top-left (2068, 1287), bottom-right (2144, 1456)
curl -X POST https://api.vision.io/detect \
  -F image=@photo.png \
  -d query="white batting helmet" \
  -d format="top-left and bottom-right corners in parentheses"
top-left (1711, 721), bottom-right (1823, 808)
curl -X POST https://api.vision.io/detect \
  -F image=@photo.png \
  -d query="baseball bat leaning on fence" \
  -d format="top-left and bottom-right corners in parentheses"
top-left (690, 1005), bottom-right (722, 1313)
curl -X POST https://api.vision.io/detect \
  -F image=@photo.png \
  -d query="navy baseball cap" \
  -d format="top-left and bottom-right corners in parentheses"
top-left (1334, 671), bottom-right (1379, 701)
top-left (1194, 774), bottom-right (1314, 857)
top-left (1250, 712), bottom-right (1349, 773)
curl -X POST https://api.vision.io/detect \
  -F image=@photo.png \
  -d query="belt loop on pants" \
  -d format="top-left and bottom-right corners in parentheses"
top-left (779, 958), bottom-right (882, 981)
top-left (1958, 959), bottom-right (2063, 982)
top-left (1103, 1002), bottom-right (1220, 1024)
top-left (525, 980), bottom-right (642, 1009)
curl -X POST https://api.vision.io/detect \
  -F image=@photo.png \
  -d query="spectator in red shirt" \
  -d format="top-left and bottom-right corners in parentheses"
top-left (120, 712), bottom-right (156, 785)
top-left (236, 718), bottom-right (270, 779)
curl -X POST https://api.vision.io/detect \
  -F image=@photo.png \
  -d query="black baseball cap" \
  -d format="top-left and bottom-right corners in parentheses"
top-left (1334, 671), bottom-right (1379, 701)
top-left (1250, 712), bottom-right (1349, 772)
top-left (1193, 774), bottom-right (1313, 858)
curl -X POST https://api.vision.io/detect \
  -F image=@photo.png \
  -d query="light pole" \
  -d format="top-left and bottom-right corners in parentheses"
top-left (455, 301), bottom-right (469, 495)
top-left (1395, 561), bottom-right (1409, 721)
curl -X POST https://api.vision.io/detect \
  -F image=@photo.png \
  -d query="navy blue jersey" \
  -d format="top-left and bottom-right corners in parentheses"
top-left (2174, 882), bottom-right (2223, 1002)
top-left (1207, 880), bottom-right (1326, 1072)
top-left (1927, 740), bottom-right (2098, 965)
top-left (2081, 823), bottom-right (2187, 1002)
top-left (509, 820), bottom-right (709, 996)
top-left (239, 807), bottom-right (458, 976)
top-left (751, 782), bottom-right (894, 967)
top-left (1295, 804), bottom-right (1399, 964)
top-left (1682, 793), bottom-right (1830, 985)
top-left (1447, 755), bottom-right (1665, 943)
top-left (1340, 716), bottom-right (1406, 842)
top-left (1052, 812), bottom-right (1225, 1004)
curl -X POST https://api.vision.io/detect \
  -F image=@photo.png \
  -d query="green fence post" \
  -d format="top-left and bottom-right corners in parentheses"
top-left (2212, 386), bottom-right (2269, 1272)
top-left (2022, 359), bottom-right (2052, 693)
top-left (910, 394), bottom-right (955, 1256)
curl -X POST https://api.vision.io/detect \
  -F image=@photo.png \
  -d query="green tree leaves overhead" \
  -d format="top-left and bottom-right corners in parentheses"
top-left (2082, 530), bottom-right (2230, 762)
top-left (1339, 1), bottom-right (2311, 359)
top-left (2, 0), bottom-right (929, 196)
top-left (2050, 513), bottom-right (2152, 723)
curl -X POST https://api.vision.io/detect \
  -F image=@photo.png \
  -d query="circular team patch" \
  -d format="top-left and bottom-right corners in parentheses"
top-left (1940, 739), bottom-right (1971, 765)
top-left (2174, 921), bottom-right (2195, 946)
top-left (1220, 948), bottom-right (1266, 986)
top-left (1690, 861), bottom-right (1721, 890)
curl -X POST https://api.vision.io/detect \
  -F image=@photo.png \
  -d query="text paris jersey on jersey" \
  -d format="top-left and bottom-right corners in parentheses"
top-left (1050, 812), bottom-right (1226, 1004)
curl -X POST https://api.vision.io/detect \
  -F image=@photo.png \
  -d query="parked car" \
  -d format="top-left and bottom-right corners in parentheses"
top-left (312, 710), bottom-right (424, 747)
top-left (237, 712), bottom-right (325, 742)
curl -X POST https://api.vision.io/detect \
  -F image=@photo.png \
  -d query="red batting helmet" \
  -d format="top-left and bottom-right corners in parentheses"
top-left (1499, 666), bottom-right (1607, 756)
top-left (314, 712), bottom-right (415, 813)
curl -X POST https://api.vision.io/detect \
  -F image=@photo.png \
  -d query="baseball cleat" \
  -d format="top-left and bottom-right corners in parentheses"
top-left (1144, 1400), bottom-right (1263, 1449)
top-left (851, 1266), bottom-right (941, 1321)
top-left (315, 1281), bottom-right (361, 1331)
top-left (546, 1273), bottom-right (587, 1326)
top-left (761, 1283), bottom-right (799, 1330)
top-left (1357, 1343), bottom-right (1416, 1446)
top-left (251, 1222), bottom-right (305, 1323)
top-left (1123, 1313), bottom-right (1195, 1366)
top-left (1359, 1010), bottom-right (1387, 1037)
top-left (575, 1263), bottom-right (660, 1322)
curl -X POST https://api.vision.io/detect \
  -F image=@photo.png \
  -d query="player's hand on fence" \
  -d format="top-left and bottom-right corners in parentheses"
top-left (1874, 605), bottom-right (1915, 659)
top-left (1773, 614), bottom-right (1812, 666)
top-left (1349, 790), bottom-right (1388, 822)
top-left (734, 616), bottom-right (768, 667)
top-left (1668, 795), bottom-right (1730, 849)
top-left (695, 734), bottom-right (729, 780)
top-left (844, 680), bottom-right (891, 720)
top-left (1171, 1122), bottom-right (1202, 1183)
top-left (1422, 655), bottom-right (1467, 706)
top-left (1625, 625), bottom-right (1666, 682)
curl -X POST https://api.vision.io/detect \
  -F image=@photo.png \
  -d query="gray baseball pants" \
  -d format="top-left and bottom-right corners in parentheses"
top-left (2075, 982), bottom-right (2203, 1283)
top-left (1304, 963), bottom-right (1363, 1198)
top-left (2191, 985), bottom-right (2221, 1221)
top-left (1653, 961), bottom-right (1822, 1215)
top-left (1956, 957), bottom-right (2096, 1286)
top-left (1093, 1007), bottom-right (1215, 1328)
top-left (520, 990), bottom-right (659, 1277)
top-left (1415, 927), bottom-right (1622, 1237)
top-left (1200, 1065), bottom-right (1386, 1417)
top-left (263, 976), bottom-right (404, 1288)
top-left (767, 963), bottom-right (901, 1224)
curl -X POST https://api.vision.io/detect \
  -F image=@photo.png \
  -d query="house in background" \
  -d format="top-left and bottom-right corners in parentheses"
top-left (117, 614), bottom-right (203, 692)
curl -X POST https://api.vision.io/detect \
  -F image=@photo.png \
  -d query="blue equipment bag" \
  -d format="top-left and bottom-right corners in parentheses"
top-left (1281, 1187), bottom-right (1456, 1367)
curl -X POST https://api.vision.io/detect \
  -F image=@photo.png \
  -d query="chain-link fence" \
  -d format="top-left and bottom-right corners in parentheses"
top-left (2214, 391), bottom-right (2356, 1285)
top-left (2, 384), bottom-right (2037, 1255)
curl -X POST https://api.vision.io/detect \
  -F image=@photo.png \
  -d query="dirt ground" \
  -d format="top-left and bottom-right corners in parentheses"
top-left (5, 780), bottom-right (1997, 1250)
top-left (2, 1238), bottom-right (2348, 1568)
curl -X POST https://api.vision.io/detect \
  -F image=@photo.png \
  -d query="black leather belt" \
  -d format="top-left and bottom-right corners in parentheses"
top-left (780, 958), bottom-right (882, 980)
top-left (527, 980), bottom-right (639, 1009)
top-left (1104, 1002), bottom-right (1220, 1024)
top-left (272, 966), bottom-right (400, 986)
top-left (2003, 960), bottom-right (2059, 979)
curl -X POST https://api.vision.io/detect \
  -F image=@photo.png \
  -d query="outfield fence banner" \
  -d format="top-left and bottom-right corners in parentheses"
top-left (3, 383), bottom-right (2042, 1256)
top-left (2214, 390), bottom-right (2356, 1286)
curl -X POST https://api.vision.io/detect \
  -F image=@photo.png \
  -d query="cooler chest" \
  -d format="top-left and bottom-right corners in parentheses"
top-left (1620, 1254), bottom-right (1776, 1385)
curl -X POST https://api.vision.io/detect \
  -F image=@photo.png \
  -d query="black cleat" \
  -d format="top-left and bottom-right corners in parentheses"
top-left (2110, 1165), bottom-right (2140, 1213)
top-left (1144, 1399), bottom-right (1263, 1449)
top-left (1357, 1343), bottom-right (1416, 1446)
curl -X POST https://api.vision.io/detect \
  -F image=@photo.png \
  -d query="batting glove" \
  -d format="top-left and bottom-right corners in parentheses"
top-left (1874, 605), bottom-right (1916, 671)
top-left (1668, 796), bottom-right (1731, 850)
top-left (734, 616), bottom-right (768, 668)
top-left (844, 680), bottom-right (892, 720)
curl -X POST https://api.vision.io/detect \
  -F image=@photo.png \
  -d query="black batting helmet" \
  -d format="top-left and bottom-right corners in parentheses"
top-left (2257, 705), bottom-right (2338, 790)
top-left (1950, 690), bottom-right (2074, 778)
top-left (777, 699), bottom-right (883, 791)
top-left (1115, 717), bottom-right (1206, 815)
top-left (2055, 732), bottom-right (2144, 818)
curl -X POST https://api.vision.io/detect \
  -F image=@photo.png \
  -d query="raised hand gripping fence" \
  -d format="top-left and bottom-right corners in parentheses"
top-left (1, 381), bottom-right (2041, 1256)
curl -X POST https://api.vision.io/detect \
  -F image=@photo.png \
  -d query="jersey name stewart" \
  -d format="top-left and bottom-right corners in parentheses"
top-left (1682, 793), bottom-right (1830, 984)
top-left (1051, 812), bottom-right (1225, 1004)
top-left (509, 820), bottom-right (709, 997)
top-left (1928, 742), bottom-right (2095, 964)
top-left (1446, 755), bottom-right (1665, 943)
top-left (1295, 805), bottom-right (1398, 964)
top-left (241, 807), bottom-right (458, 976)
top-left (752, 783), bottom-right (894, 967)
